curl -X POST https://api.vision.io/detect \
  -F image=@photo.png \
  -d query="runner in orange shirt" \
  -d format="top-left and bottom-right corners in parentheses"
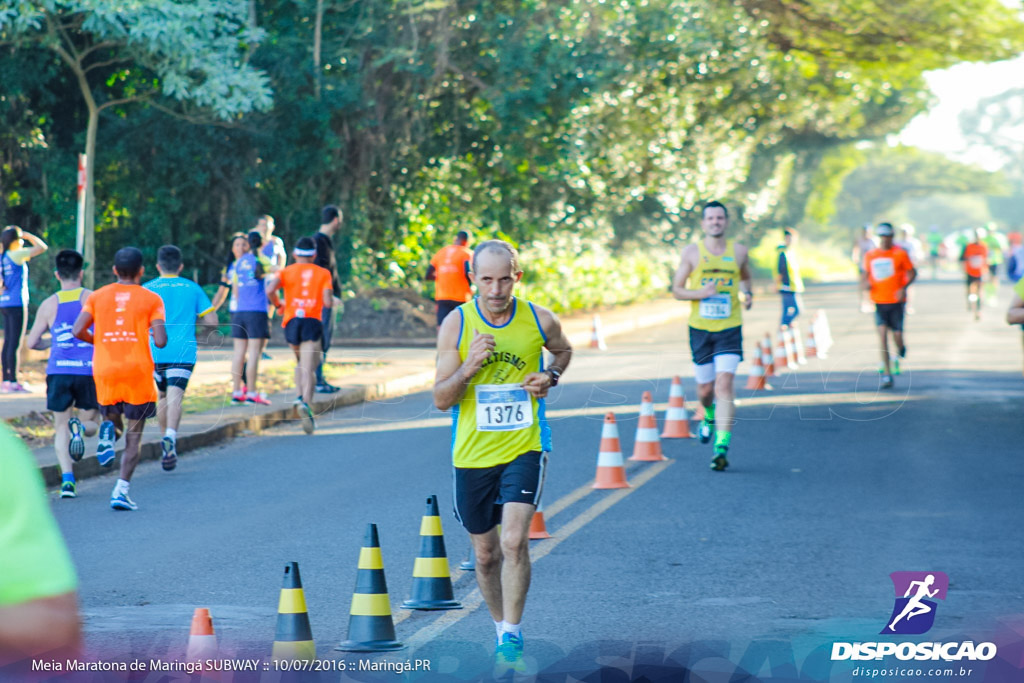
top-left (73, 247), bottom-right (166, 511)
top-left (427, 231), bottom-right (473, 327)
top-left (264, 237), bottom-right (333, 434)
top-left (960, 229), bottom-right (988, 321)
top-left (862, 223), bottom-right (916, 389)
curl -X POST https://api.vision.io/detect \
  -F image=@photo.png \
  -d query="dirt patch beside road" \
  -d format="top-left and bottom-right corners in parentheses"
top-left (336, 288), bottom-right (436, 340)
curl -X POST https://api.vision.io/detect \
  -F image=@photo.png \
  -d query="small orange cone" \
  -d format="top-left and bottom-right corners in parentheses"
top-left (781, 325), bottom-right (799, 369)
top-left (594, 413), bottom-right (630, 489)
top-left (791, 323), bottom-right (808, 364)
top-left (660, 377), bottom-right (692, 438)
top-left (762, 333), bottom-right (776, 377)
top-left (528, 505), bottom-right (552, 539)
top-left (589, 315), bottom-right (607, 350)
top-left (629, 391), bottom-right (667, 461)
top-left (774, 329), bottom-right (789, 372)
top-left (805, 326), bottom-right (818, 358)
top-left (186, 608), bottom-right (218, 661)
top-left (744, 345), bottom-right (769, 390)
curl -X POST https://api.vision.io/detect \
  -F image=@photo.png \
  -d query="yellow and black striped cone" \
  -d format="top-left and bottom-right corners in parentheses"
top-left (402, 496), bottom-right (463, 610)
top-left (271, 562), bottom-right (316, 661)
top-left (336, 524), bottom-right (405, 652)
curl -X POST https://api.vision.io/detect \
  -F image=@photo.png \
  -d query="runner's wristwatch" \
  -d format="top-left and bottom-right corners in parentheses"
top-left (546, 368), bottom-right (562, 386)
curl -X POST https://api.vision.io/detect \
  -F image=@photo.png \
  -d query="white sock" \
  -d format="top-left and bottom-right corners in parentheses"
top-left (494, 621), bottom-right (503, 639)
top-left (501, 621), bottom-right (521, 637)
top-left (114, 479), bottom-right (130, 495)
top-left (165, 428), bottom-right (176, 440)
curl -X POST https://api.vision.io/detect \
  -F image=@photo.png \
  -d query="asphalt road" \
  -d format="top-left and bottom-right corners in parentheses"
top-left (47, 279), bottom-right (1024, 682)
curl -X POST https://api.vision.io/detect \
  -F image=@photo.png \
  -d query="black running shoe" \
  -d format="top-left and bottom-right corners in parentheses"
top-left (711, 447), bottom-right (729, 472)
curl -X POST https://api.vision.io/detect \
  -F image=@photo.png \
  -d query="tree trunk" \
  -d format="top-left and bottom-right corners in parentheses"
top-left (83, 103), bottom-right (98, 289)
top-left (313, 0), bottom-right (324, 100)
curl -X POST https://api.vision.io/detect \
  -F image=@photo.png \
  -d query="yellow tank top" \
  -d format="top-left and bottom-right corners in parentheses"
top-left (779, 247), bottom-right (804, 293)
top-left (688, 239), bottom-right (743, 332)
top-left (452, 298), bottom-right (550, 468)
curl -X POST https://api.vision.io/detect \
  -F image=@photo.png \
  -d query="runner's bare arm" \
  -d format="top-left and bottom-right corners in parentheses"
top-left (737, 244), bottom-right (754, 310)
top-left (0, 591), bottom-right (81, 661)
top-left (25, 296), bottom-right (56, 350)
top-left (1008, 293), bottom-right (1024, 325)
top-left (434, 314), bottom-right (493, 410)
top-left (151, 319), bottom-right (168, 349)
top-left (671, 245), bottom-right (716, 300)
top-left (72, 310), bottom-right (93, 345)
top-left (522, 307), bottom-right (572, 398)
top-left (264, 273), bottom-right (282, 308)
top-left (20, 231), bottom-right (48, 260)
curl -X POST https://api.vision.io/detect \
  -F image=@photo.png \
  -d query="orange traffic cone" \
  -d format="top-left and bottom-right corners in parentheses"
top-left (791, 323), bottom-right (808, 364)
top-left (805, 326), bottom-right (818, 358)
top-left (186, 608), bottom-right (218, 661)
top-left (774, 329), bottom-right (789, 372)
top-left (781, 325), bottom-right (799, 369)
top-left (660, 377), bottom-right (692, 438)
top-left (528, 505), bottom-right (552, 539)
top-left (590, 315), bottom-right (607, 350)
top-left (594, 413), bottom-right (630, 489)
top-left (630, 391), bottom-right (667, 461)
top-left (762, 333), bottom-right (776, 377)
top-left (745, 344), bottom-right (769, 390)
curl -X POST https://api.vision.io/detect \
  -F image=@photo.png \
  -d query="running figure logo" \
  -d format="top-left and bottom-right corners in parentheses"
top-left (881, 571), bottom-right (949, 635)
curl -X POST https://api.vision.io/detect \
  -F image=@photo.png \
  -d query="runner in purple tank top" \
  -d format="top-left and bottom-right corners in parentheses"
top-left (26, 250), bottom-right (100, 499)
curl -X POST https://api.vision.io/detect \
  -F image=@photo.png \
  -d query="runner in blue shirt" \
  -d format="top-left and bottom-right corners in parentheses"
top-left (144, 245), bottom-right (218, 471)
top-left (208, 233), bottom-right (272, 405)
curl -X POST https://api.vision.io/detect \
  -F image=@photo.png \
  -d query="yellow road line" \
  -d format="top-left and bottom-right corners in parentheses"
top-left (398, 460), bottom-right (673, 649)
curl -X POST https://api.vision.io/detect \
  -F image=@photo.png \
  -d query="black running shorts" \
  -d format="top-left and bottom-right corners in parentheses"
top-left (230, 311), bottom-right (270, 340)
top-left (154, 363), bottom-right (194, 392)
top-left (453, 451), bottom-right (547, 534)
top-left (100, 401), bottom-right (156, 421)
top-left (285, 317), bottom-right (323, 345)
top-left (874, 303), bottom-right (905, 332)
top-left (688, 325), bottom-right (743, 365)
top-left (46, 374), bottom-right (99, 412)
top-left (436, 300), bottom-right (462, 326)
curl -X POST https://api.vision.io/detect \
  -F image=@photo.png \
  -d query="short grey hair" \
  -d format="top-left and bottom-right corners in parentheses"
top-left (472, 239), bottom-right (521, 274)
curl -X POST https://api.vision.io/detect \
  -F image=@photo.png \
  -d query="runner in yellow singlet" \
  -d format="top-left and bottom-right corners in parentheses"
top-left (434, 240), bottom-right (572, 673)
top-left (671, 201), bottom-right (753, 471)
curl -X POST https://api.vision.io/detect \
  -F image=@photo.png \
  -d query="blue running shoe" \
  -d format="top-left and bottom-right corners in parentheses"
top-left (60, 481), bottom-right (77, 499)
top-left (68, 417), bottom-right (85, 462)
top-left (698, 419), bottom-right (714, 444)
top-left (96, 421), bottom-right (116, 467)
top-left (161, 436), bottom-right (177, 471)
top-left (494, 632), bottom-right (526, 674)
top-left (110, 490), bottom-right (138, 511)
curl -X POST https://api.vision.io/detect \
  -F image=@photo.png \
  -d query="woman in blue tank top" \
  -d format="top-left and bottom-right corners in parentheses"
top-left (0, 226), bottom-right (48, 392)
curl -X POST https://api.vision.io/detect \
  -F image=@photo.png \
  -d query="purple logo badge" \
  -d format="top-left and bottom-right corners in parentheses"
top-left (881, 571), bottom-right (949, 635)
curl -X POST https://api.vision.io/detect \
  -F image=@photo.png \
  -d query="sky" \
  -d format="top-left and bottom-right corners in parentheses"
top-left (897, 55), bottom-right (1024, 171)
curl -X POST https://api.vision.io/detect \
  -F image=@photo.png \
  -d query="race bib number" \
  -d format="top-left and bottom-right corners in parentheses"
top-left (870, 257), bottom-right (895, 281)
top-left (699, 294), bottom-right (732, 320)
top-left (968, 255), bottom-right (983, 269)
top-left (475, 384), bottom-right (533, 432)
